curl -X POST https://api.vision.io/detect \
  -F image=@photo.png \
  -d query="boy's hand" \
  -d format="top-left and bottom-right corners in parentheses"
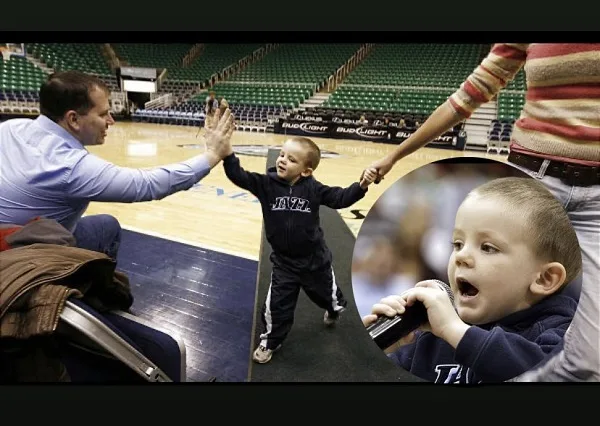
top-left (401, 280), bottom-right (470, 349)
top-left (360, 168), bottom-right (378, 189)
top-left (362, 295), bottom-right (417, 353)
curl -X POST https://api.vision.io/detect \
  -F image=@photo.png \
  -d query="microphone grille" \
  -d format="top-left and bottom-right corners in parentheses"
top-left (431, 280), bottom-right (455, 304)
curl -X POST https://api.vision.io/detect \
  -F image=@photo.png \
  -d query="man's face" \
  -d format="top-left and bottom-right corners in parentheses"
top-left (71, 86), bottom-right (115, 146)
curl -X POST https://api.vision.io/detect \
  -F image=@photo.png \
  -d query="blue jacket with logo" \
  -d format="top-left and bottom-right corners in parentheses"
top-left (388, 292), bottom-right (577, 383)
top-left (223, 153), bottom-right (366, 271)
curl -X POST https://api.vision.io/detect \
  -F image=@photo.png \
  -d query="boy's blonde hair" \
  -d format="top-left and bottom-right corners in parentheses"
top-left (289, 137), bottom-right (321, 170)
top-left (466, 177), bottom-right (582, 284)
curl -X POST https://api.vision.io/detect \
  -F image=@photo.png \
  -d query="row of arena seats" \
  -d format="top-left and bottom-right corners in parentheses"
top-left (2, 51), bottom-right (120, 93)
top-left (1, 101), bottom-right (39, 115)
top-left (0, 89), bottom-right (39, 101)
top-left (113, 43), bottom-right (192, 69)
top-left (343, 44), bottom-right (526, 92)
top-left (159, 81), bottom-right (200, 100)
top-left (25, 43), bottom-right (112, 77)
top-left (0, 88), bottom-right (40, 114)
top-left (5, 43), bottom-right (523, 114)
top-left (169, 101), bottom-right (286, 116)
top-left (1, 87), bottom-right (125, 116)
top-left (345, 44), bottom-right (483, 88)
top-left (324, 86), bottom-right (455, 115)
top-left (167, 44), bottom-right (264, 83)
top-left (132, 108), bottom-right (204, 126)
top-left (132, 111), bottom-right (269, 132)
top-left (200, 83), bottom-right (315, 109)
top-left (19, 44), bottom-right (268, 96)
top-left (497, 92), bottom-right (525, 122)
top-left (230, 44), bottom-right (361, 85)
top-left (486, 118), bottom-right (515, 154)
top-left (488, 119), bottom-right (515, 142)
top-left (112, 43), bottom-right (265, 85)
top-left (0, 55), bottom-right (47, 92)
top-left (133, 103), bottom-right (288, 130)
top-left (1, 43), bottom-right (524, 149)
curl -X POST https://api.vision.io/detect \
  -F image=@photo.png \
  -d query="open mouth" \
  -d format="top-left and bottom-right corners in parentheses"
top-left (456, 277), bottom-right (479, 298)
top-left (277, 165), bottom-right (286, 173)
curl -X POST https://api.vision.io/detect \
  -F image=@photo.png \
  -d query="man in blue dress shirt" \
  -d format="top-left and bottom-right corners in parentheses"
top-left (0, 71), bottom-right (235, 259)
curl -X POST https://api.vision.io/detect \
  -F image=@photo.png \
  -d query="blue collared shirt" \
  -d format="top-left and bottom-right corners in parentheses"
top-left (0, 115), bottom-right (211, 231)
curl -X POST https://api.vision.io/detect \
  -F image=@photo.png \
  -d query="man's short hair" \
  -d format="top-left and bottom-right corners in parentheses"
top-left (39, 71), bottom-right (109, 123)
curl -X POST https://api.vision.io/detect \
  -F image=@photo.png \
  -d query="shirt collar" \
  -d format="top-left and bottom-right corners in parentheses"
top-left (34, 115), bottom-right (85, 150)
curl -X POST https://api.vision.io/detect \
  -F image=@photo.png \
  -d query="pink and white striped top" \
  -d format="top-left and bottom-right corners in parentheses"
top-left (448, 43), bottom-right (600, 165)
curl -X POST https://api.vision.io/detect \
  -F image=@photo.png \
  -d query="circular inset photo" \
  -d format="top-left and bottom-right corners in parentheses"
top-left (352, 157), bottom-right (582, 384)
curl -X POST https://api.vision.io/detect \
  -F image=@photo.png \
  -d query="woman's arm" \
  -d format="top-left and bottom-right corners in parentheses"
top-left (370, 43), bottom-right (529, 177)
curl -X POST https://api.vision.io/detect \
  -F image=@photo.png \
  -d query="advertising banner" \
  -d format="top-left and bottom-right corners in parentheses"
top-left (274, 118), bottom-right (465, 150)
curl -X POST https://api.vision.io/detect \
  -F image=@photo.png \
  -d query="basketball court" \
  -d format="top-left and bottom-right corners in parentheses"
top-left (85, 121), bottom-right (509, 260)
top-left (78, 121), bottom-right (509, 381)
top-left (0, 110), bottom-right (509, 382)
top-left (0, 41), bottom-right (538, 383)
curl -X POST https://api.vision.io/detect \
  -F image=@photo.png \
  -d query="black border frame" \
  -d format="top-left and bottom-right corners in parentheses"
top-left (0, 8), bottom-right (598, 404)
top-left (2, 383), bottom-right (599, 403)
top-left (2, 2), bottom-right (600, 32)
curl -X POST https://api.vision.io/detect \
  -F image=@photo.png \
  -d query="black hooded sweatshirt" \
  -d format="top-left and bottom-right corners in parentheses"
top-left (223, 153), bottom-right (367, 271)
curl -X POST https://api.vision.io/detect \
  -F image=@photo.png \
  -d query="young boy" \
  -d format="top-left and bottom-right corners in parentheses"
top-left (363, 177), bottom-right (581, 383)
top-left (222, 136), bottom-right (377, 364)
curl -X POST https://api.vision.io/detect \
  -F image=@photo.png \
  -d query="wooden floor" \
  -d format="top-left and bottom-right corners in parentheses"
top-left (85, 121), bottom-right (509, 260)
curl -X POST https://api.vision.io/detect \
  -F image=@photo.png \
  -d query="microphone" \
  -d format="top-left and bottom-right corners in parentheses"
top-left (366, 280), bottom-right (454, 350)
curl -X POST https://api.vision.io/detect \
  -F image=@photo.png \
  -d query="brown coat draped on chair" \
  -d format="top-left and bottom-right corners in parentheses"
top-left (0, 218), bottom-right (133, 382)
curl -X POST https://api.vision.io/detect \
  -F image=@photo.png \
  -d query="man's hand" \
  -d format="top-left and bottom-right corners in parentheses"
top-left (204, 108), bottom-right (235, 166)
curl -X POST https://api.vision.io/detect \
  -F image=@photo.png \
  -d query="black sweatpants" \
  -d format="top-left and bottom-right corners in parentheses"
top-left (258, 262), bottom-right (347, 350)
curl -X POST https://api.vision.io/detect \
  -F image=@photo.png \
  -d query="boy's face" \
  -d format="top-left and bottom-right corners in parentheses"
top-left (447, 194), bottom-right (544, 325)
top-left (276, 140), bottom-right (312, 182)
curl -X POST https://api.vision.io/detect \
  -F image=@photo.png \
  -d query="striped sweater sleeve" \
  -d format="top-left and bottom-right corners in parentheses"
top-left (448, 43), bottom-right (529, 118)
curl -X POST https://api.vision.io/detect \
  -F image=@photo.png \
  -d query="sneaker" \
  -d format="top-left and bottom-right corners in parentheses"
top-left (323, 310), bottom-right (340, 326)
top-left (252, 344), bottom-right (281, 364)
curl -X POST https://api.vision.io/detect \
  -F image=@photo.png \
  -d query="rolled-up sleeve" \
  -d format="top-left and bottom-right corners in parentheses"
top-left (65, 153), bottom-right (211, 202)
top-left (446, 43), bottom-right (529, 118)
